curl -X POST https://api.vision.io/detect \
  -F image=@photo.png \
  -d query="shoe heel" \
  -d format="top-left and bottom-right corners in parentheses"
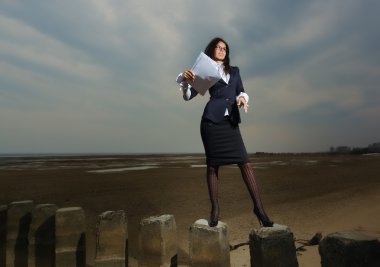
top-left (254, 207), bottom-right (274, 227)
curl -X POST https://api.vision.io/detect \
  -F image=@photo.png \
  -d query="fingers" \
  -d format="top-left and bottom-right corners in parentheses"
top-left (240, 101), bottom-right (249, 113)
top-left (184, 70), bottom-right (195, 81)
top-left (238, 98), bottom-right (249, 113)
top-left (244, 103), bottom-right (249, 113)
top-left (183, 70), bottom-right (195, 81)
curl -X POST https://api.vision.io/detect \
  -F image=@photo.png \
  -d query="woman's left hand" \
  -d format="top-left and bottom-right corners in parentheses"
top-left (237, 96), bottom-right (249, 113)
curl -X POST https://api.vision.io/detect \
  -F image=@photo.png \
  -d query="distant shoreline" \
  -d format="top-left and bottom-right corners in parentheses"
top-left (0, 152), bottom-right (204, 158)
top-left (1, 151), bottom-right (378, 159)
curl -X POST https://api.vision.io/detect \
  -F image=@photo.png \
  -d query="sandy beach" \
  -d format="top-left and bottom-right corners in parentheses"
top-left (1, 153), bottom-right (379, 266)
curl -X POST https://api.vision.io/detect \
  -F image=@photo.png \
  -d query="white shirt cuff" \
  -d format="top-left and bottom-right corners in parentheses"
top-left (176, 73), bottom-right (192, 100)
top-left (236, 92), bottom-right (249, 103)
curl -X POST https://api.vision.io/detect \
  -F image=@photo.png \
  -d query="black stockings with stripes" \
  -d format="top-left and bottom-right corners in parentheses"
top-left (206, 165), bottom-right (220, 227)
top-left (238, 162), bottom-right (273, 226)
top-left (206, 163), bottom-right (273, 227)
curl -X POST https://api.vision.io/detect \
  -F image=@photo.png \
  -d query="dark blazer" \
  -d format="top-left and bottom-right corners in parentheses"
top-left (185, 66), bottom-right (245, 126)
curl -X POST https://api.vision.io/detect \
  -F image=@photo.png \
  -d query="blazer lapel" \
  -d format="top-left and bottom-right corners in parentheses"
top-left (227, 67), bottom-right (236, 85)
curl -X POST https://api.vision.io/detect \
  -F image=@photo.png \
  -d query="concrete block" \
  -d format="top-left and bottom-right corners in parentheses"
top-left (6, 200), bottom-right (34, 267)
top-left (95, 210), bottom-right (128, 267)
top-left (249, 224), bottom-right (298, 267)
top-left (319, 231), bottom-right (380, 267)
top-left (138, 214), bottom-right (177, 267)
top-left (28, 204), bottom-right (58, 267)
top-left (189, 219), bottom-right (230, 267)
top-left (0, 205), bottom-right (7, 267)
top-left (55, 207), bottom-right (86, 267)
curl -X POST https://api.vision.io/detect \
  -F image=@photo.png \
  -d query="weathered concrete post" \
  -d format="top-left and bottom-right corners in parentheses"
top-left (28, 204), bottom-right (58, 267)
top-left (319, 231), bottom-right (380, 267)
top-left (138, 214), bottom-right (177, 267)
top-left (189, 219), bottom-right (230, 267)
top-left (0, 205), bottom-right (7, 267)
top-left (55, 207), bottom-right (86, 267)
top-left (249, 224), bottom-right (298, 267)
top-left (94, 210), bottom-right (128, 267)
top-left (6, 200), bottom-right (34, 267)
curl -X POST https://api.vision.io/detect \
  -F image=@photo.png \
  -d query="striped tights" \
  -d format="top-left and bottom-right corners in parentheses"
top-left (206, 163), bottom-right (273, 227)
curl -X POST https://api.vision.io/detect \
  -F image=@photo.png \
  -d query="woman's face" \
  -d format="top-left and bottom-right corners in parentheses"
top-left (213, 41), bottom-right (227, 63)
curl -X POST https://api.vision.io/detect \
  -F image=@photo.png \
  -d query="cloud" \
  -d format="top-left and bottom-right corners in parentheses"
top-left (0, 0), bottom-right (379, 153)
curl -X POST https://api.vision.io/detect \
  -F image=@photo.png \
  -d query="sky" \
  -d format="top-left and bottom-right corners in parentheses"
top-left (0, 0), bottom-right (379, 154)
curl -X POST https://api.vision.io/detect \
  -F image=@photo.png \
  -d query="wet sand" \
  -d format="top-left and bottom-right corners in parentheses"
top-left (1, 153), bottom-right (379, 266)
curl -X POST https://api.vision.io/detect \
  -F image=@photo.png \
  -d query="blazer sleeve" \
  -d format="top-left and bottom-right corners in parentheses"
top-left (184, 86), bottom-right (199, 101)
top-left (234, 67), bottom-right (245, 96)
top-left (176, 72), bottom-right (199, 101)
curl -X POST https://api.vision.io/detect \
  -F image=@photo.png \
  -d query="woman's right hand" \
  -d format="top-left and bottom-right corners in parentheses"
top-left (183, 70), bottom-right (195, 82)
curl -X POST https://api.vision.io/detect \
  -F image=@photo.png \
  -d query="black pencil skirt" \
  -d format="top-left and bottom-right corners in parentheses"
top-left (200, 118), bottom-right (249, 166)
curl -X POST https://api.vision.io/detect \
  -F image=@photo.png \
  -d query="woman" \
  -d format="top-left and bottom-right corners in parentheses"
top-left (176, 37), bottom-right (273, 227)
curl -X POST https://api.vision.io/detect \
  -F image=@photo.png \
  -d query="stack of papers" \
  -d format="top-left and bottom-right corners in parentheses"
top-left (188, 52), bottom-right (222, 95)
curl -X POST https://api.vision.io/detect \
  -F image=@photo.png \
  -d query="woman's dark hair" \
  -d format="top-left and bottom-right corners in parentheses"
top-left (204, 37), bottom-right (230, 74)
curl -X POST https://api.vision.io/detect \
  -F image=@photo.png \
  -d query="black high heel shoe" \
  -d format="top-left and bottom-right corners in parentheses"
top-left (208, 207), bottom-right (220, 227)
top-left (254, 207), bottom-right (274, 227)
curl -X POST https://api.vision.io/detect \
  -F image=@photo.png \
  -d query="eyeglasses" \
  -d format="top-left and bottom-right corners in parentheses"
top-left (215, 45), bottom-right (227, 52)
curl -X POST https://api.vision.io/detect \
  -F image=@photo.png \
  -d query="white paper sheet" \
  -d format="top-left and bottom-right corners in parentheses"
top-left (188, 52), bottom-right (221, 95)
